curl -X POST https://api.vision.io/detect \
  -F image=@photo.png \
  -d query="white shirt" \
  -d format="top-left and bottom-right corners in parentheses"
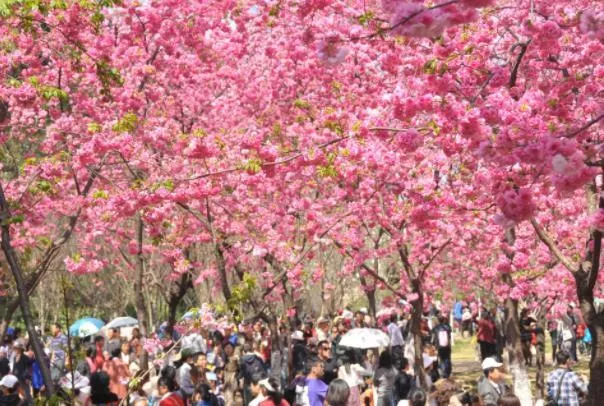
top-left (338, 364), bottom-right (367, 387)
top-left (388, 322), bottom-right (404, 347)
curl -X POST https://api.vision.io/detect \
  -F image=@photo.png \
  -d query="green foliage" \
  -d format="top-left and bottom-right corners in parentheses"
top-left (358, 11), bottom-right (375, 26)
top-left (242, 158), bottom-right (262, 174)
top-left (92, 190), bottom-right (108, 199)
top-left (112, 112), bottom-right (138, 133)
top-left (293, 99), bottom-right (311, 110)
top-left (96, 59), bottom-right (124, 97)
top-left (1, 214), bottom-right (23, 226)
top-left (323, 120), bottom-right (344, 135)
top-left (226, 273), bottom-right (257, 314)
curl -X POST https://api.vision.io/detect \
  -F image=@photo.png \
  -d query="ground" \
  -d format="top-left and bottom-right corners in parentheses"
top-left (451, 335), bottom-right (590, 396)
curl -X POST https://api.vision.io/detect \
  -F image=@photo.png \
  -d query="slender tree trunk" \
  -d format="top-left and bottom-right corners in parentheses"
top-left (535, 317), bottom-right (546, 400)
top-left (0, 183), bottom-right (55, 396)
top-left (503, 293), bottom-right (532, 405)
top-left (359, 275), bottom-right (377, 319)
top-left (502, 228), bottom-right (532, 405)
top-left (134, 215), bottom-right (149, 336)
top-left (410, 278), bottom-right (426, 388)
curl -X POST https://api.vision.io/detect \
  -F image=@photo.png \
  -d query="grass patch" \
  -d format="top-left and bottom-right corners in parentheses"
top-left (450, 335), bottom-right (590, 395)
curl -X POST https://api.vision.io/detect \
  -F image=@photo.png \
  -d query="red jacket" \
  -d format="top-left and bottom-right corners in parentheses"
top-left (477, 318), bottom-right (496, 344)
top-left (159, 393), bottom-right (185, 406)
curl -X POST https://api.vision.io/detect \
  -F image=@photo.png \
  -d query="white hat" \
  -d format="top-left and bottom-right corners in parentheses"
top-left (0, 374), bottom-right (18, 389)
top-left (481, 357), bottom-right (503, 370)
top-left (317, 316), bottom-right (329, 325)
top-left (258, 378), bottom-right (277, 392)
top-left (291, 331), bottom-right (304, 341)
top-left (359, 307), bottom-right (368, 314)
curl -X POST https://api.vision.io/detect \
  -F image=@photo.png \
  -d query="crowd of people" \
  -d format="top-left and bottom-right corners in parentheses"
top-left (0, 302), bottom-right (591, 406)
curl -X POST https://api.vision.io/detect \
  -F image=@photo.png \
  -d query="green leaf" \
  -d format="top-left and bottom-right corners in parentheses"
top-left (113, 112), bottom-right (138, 133)
top-left (358, 11), bottom-right (375, 26)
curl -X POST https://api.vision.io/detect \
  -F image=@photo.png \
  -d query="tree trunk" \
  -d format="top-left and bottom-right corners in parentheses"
top-left (585, 314), bottom-right (604, 405)
top-left (359, 275), bottom-right (377, 319)
top-left (503, 292), bottom-right (532, 405)
top-left (535, 317), bottom-right (546, 400)
top-left (166, 271), bottom-right (193, 337)
top-left (134, 215), bottom-right (149, 336)
top-left (410, 278), bottom-right (426, 389)
top-left (0, 183), bottom-right (55, 396)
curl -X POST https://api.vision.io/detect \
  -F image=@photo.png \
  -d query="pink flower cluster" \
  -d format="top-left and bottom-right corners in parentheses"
top-left (317, 36), bottom-right (349, 65)
top-left (382, 1), bottom-right (491, 38)
top-left (495, 188), bottom-right (536, 225)
top-left (579, 10), bottom-right (604, 41)
top-left (64, 256), bottom-right (104, 274)
top-left (591, 208), bottom-right (604, 232)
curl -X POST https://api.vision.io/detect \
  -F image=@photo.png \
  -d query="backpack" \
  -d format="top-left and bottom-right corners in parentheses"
top-left (241, 355), bottom-right (267, 383)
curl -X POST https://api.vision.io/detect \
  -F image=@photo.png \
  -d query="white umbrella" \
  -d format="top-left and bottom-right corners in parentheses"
top-left (105, 317), bottom-right (138, 329)
top-left (338, 328), bottom-right (390, 349)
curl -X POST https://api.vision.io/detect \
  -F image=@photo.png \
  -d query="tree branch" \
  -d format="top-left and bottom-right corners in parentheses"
top-left (509, 40), bottom-right (531, 88)
top-left (530, 218), bottom-right (577, 273)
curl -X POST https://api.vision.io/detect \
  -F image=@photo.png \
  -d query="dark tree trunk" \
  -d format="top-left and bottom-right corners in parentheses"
top-left (166, 270), bottom-right (193, 337)
top-left (535, 318), bottom-right (546, 400)
top-left (134, 215), bottom-right (149, 336)
top-left (0, 183), bottom-right (55, 395)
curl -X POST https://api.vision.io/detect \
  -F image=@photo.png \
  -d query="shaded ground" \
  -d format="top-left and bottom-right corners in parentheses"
top-left (450, 335), bottom-right (590, 394)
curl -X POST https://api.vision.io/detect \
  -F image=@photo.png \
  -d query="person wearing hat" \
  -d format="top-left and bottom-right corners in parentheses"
top-left (291, 331), bottom-right (309, 375)
top-left (316, 317), bottom-right (330, 342)
top-left (176, 347), bottom-right (196, 399)
top-left (258, 377), bottom-right (289, 406)
top-left (10, 341), bottom-right (33, 391)
top-left (477, 357), bottom-right (506, 406)
top-left (0, 374), bottom-right (21, 405)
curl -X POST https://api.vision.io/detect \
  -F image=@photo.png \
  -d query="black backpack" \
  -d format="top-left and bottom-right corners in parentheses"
top-left (241, 355), bottom-right (267, 383)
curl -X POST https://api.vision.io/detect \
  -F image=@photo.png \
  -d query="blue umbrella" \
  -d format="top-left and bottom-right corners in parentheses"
top-left (69, 317), bottom-right (105, 338)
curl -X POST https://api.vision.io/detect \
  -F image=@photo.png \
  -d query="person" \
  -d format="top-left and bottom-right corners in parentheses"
top-left (0, 348), bottom-right (9, 379)
top-left (394, 358), bottom-right (413, 405)
top-left (93, 336), bottom-right (106, 373)
top-left (519, 309), bottom-right (535, 366)
top-left (373, 351), bottom-right (396, 406)
top-left (317, 340), bottom-right (338, 385)
top-left (559, 306), bottom-right (578, 362)
top-left (239, 343), bottom-right (268, 404)
top-left (258, 377), bottom-right (289, 406)
top-left (10, 341), bottom-right (32, 389)
top-left (248, 373), bottom-right (268, 406)
top-left (176, 348), bottom-right (196, 399)
top-left (461, 308), bottom-right (473, 337)
top-left (102, 347), bottom-right (130, 400)
top-left (547, 318), bottom-right (559, 365)
top-left (222, 342), bottom-right (239, 406)
top-left (306, 357), bottom-right (328, 406)
top-left (105, 329), bottom-right (121, 357)
top-left (325, 379), bottom-right (349, 406)
top-left (158, 376), bottom-right (185, 406)
top-left (88, 371), bottom-right (119, 405)
top-left (388, 314), bottom-right (405, 369)
top-left (496, 395), bottom-right (520, 406)
top-left (49, 323), bottom-right (68, 384)
top-left (291, 331), bottom-right (309, 374)
top-left (316, 318), bottom-right (330, 342)
top-left (193, 383), bottom-right (219, 406)
top-left (337, 350), bottom-right (367, 406)
top-left (477, 357), bottom-right (506, 406)
top-left (360, 374), bottom-right (374, 406)
top-left (408, 388), bottom-right (427, 406)
top-left (546, 351), bottom-right (588, 405)
top-left (432, 315), bottom-right (452, 378)
top-left (0, 374), bottom-right (22, 406)
top-left (477, 311), bottom-right (497, 361)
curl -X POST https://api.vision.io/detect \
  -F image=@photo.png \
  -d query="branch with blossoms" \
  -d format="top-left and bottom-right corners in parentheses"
top-left (530, 218), bottom-right (577, 273)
